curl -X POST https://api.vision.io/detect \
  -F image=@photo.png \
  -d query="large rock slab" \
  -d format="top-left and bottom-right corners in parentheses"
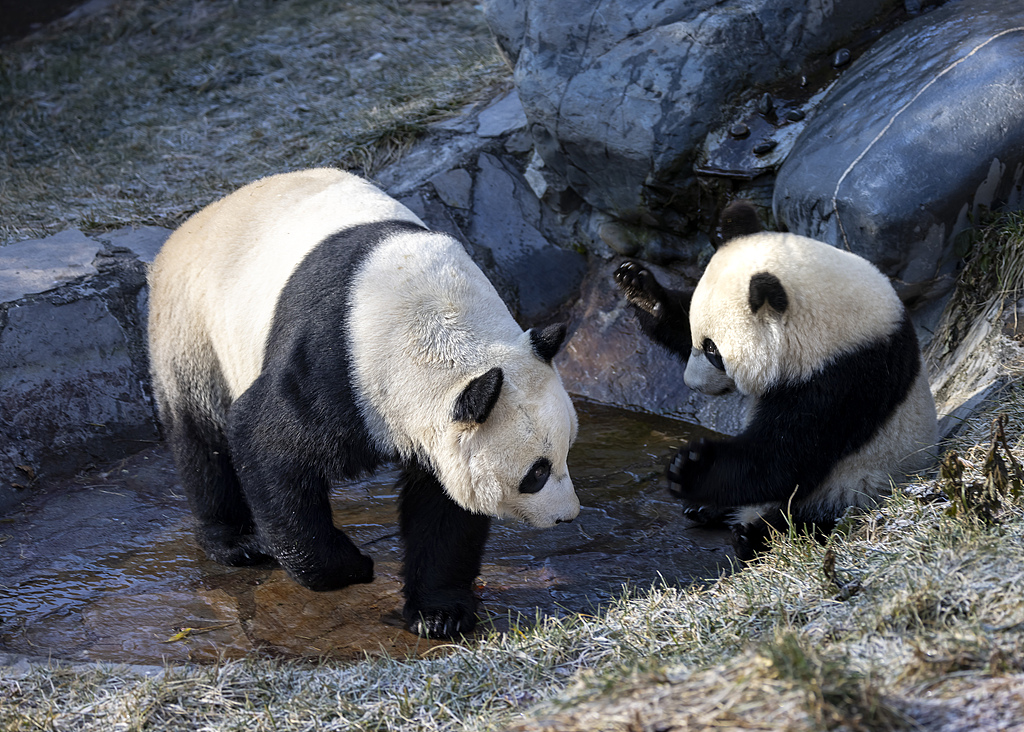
top-left (0, 230), bottom-right (101, 302)
top-left (774, 0), bottom-right (1024, 305)
top-left (0, 230), bottom-right (165, 511)
top-left (485, 0), bottom-right (904, 228)
top-left (466, 153), bottom-right (587, 323)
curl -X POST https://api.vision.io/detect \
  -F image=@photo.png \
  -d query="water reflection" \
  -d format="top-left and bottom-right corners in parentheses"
top-left (0, 400), bottom-right (733, 664)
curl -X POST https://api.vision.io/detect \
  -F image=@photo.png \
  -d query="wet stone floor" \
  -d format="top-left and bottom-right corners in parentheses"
top-left (0, 402), bottom-right (735, 664)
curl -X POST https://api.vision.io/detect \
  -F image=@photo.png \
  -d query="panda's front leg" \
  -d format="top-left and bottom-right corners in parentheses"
top-left (613, 260), bottom-right (693, 358)
top-left (665, 438), bottom-right (724, 525)
top-left (398, 461), bottom-right (491, 638)
top-left (228, 388), bottom-right (374, 591)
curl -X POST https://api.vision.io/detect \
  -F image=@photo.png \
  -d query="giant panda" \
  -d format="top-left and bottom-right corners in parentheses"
top-left (614, 201), bottom-right (937, 560)
top-left (148, 168), bottom-right (580, 638)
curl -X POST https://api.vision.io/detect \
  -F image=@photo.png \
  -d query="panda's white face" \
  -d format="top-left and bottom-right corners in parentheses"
top-left (684, 337), bottom-right (737, 395)
top-left (686, 232), bottom-right (905, 397)
top-left (347, 230), bottom-right (580, 527)
top-left (447, 362), bottom-right (580, 527)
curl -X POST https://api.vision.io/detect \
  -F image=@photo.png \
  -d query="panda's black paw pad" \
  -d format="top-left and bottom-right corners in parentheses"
top-left (667, 439), bottom-right (712, 499)
top-left (681, 504), bottom-right (729, 528)
top-left (408, 607), bottom-right (477, 639)
top-left (613, 261), bottom-right (664, 317)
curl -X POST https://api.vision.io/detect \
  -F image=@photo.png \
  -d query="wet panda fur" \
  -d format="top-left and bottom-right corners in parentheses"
top-left (614, 201), bottom-right (938, 560)
top-left (148, 168), bottom-right (580, 637)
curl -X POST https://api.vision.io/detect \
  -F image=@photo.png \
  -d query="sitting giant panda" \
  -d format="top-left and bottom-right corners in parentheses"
top-left (148, 168), bottom-right (580, 637)
top-left (615, 201), bottom-right (937, 560)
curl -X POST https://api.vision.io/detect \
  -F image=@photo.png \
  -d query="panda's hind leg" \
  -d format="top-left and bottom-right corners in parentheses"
top-left (733, 507), bottom-right (837, 562)
top-left (398, 461), bottom-right (491, 638)
top-left (165, 408), bottom-right (271, 567)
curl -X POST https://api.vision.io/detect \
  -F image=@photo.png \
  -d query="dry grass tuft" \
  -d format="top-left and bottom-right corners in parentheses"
top-left (0, 0), bottom-right (508, 243)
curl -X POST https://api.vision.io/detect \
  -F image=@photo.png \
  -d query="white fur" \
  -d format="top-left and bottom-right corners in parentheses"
top-left (684, 230), bottom-right (938, 523)
top-left (149, 168), bottom-right (422, 405)
top-left (347, 230), bottom-right (580, 526)
top-left (685, 232), bottom-right (904, 397)
top-left (149, 168), bottom-right (580, 528)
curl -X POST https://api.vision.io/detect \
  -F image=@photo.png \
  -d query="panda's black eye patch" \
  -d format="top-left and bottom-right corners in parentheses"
top-left (703, 338), bottom-right (725, 371)
top-left (519, 458), bottom-right (551, 494)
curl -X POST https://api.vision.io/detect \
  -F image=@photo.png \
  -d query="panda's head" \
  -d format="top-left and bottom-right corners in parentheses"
top-left (685, 203), bottom-right (904, 397)
top-left (438, 323), bottom-right (580, 528)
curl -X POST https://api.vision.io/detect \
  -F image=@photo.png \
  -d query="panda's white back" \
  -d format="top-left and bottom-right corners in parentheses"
top-left (149, 168), bottom-right (423, 401)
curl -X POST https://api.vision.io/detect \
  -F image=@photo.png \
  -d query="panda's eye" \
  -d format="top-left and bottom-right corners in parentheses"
top-left (702, 338), bottom-right (725, 371)
top-left (519, 458), bottom-right (551, 494)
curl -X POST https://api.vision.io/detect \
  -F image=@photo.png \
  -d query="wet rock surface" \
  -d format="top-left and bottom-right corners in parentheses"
top-left (484, 0), bottom-right (905, 228)
top-left (555, 259), bottom-right (746, 436)
top-left (0, 229), bottom-right (164, 510)
top-left (0, 401), bottom-right (734, 665)
top-left (774, 0), bottom-right (1024, 305)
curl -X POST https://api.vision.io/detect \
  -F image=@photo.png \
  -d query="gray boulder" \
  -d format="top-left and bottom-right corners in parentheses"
top-left (484, 0), bottom-right (903, 229)
top-left (555, 259), bottom-right (745, 436)
top-left (774, 0), bottom-right (1024, 305)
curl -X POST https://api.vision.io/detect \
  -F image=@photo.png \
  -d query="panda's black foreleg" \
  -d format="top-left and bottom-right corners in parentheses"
top-left (233, 451), bottom-right (375, 592)
top-left (613, 260), bottom-right (693, 359)
top-left (398, 461), bottom-right (491, 639)
top-left (227, 383), bottom-right (375, 591)
top-left (165, 409), bottom-right (270, 567)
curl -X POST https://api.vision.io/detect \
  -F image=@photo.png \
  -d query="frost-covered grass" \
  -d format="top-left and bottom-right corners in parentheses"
top-left (0, 0), bottom-right (508, 243)
top-left (3, 3), bottom-right (1024, 730)
top-left (3, 388), bottom-right (1024, 730)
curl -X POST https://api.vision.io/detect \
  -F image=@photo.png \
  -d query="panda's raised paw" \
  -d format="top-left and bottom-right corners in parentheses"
top-left (613, 260), bottom-right (665, 317)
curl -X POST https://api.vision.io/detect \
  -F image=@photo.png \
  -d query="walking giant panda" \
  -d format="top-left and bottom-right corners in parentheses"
top-left (148, 168), bottom-right (580, 637)
top-left (615, 201), bottom-right (937, 559)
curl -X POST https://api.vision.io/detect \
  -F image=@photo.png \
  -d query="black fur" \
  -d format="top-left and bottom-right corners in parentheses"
top-left (530, 323), bottom-right (568, 364)
top-left (613, 261), bottom-right (693, 359)
top-left (748, 272), bottom-right (789, 314)
top-left (399, 460), bottom-right (491, 638)
top-left (452, 367), bottom-right (504, 424)
top-left (719, 200), bottom-right (763, 243)
top-left (667, 311), bottom-right (921, 555)
top-left (175, 219), bottom-right (501, 636)
top-left (163, 404), bottom-right (271, 567)
top-left (226, 222), bottom-right (421, 590)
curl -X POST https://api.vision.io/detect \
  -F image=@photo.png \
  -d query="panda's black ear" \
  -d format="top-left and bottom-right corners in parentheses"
top-left (749, 272), bottom-right (788, 315)
top-left (529, 323), bottom-right (567, 364)
top-left (720, 200), bottom-right (763, 243)
top-left (453, 367), bottom-right (504, 424)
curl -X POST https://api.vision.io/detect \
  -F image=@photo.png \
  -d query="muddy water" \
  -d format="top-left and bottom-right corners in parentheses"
top-left (0, 401), bottom-right (734, 664)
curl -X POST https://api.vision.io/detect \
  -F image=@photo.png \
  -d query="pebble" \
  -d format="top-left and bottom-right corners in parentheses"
top-left (753, 140), bottom-right (778, 155)
top-left (832, 48), bottom-right (851, 67)
top-left (729, 122), bottom-right (750, 138)
top-left (785, 109), bottom-right (806, 122)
